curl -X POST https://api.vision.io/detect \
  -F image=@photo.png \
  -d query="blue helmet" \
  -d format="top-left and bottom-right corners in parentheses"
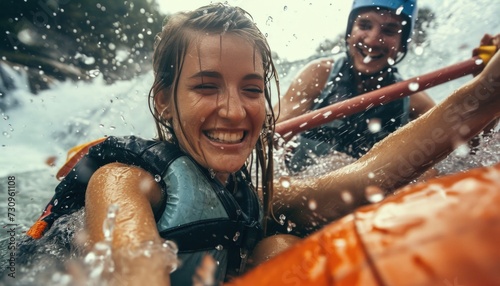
top-left (346, 0), bottom-right (418, 54)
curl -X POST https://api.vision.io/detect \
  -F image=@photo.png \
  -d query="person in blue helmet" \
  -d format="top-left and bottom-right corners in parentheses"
top-left (275, 0), bottom-right (436, 172)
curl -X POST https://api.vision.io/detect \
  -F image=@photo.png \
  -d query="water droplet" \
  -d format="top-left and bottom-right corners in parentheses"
top-left (453, 144), bottom-right (470, 157)
top-left (387, 57), bottom-right (395, 65)
top-left (363, 56), bottom-right (372, 64)
top-left (88, 69), bottom-right (100, 78)
top-left (308, 199), bottom-right (317, 210)
top-left (102, 204), bottom-right (119, 240)
top-left (215, 244), bottom-right (224, 251)
top-left (395, 6), bottom-right (404, 15)
top-left (240, 249), bottom-right (247, 259)
top-left (341, 190), bottom-right (353, 204)
top-left (163, 240), bottom-right (179, 254)
top-left (283, 5), bottom-right (288, 11)
top-left (232, 232), bottom-right (240, 241)
top-left (331, 45), bottom-right (341, 54)
top-left (266, 16), bottom-right (273, 26)
top-left (414, 46), bottom-right (424, 55)
top-left (365, 186), bottom-right (385, 203)
top-left (54, 199), bottom-right (58, 206)
top-left (286, 221), bottom-right (296, 233)
top-left (278, 214), bottom-right (286, 225)
top-left (107, 204), bottom-right (119, 218)
top-left (408, 82), bottom-right (419, 92)
top-left (367, 172), bottom-right (375, 179)
top-left (279, 176), bottom-right (291, 188)
top-left (475, 58), bottom-right (484, 65)
top-left (208, 169), bottom-right (216, 179)
top-left (154, 174), bottom-right (161, 182)
top-left (368, 119), bottom-right (382, 133)
top-left (333, 239), bottom-right (346, 248)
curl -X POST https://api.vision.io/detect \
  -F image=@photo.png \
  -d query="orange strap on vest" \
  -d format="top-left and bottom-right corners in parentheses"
top-left (27, 138), bottom-right (107, 239)
top-left (56, 137), bottom-right (107, 180)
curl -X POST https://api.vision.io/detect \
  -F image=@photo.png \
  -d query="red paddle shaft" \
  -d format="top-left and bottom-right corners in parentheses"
top-left (275, 56), bottom-right (486, 139)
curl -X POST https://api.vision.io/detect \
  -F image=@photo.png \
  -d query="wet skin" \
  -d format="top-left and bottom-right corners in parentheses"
top-left (347, 10), bottom-right (404, 75)
top-left (156, 34), bottom-right (267, 183)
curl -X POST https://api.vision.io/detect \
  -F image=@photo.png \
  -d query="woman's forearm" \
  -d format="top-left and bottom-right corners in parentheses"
top-left (86, 163), bottom-right (172, 285)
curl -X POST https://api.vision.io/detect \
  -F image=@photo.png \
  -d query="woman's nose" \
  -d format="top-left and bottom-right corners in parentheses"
top-left (218, 88), bottom-right (246, 121)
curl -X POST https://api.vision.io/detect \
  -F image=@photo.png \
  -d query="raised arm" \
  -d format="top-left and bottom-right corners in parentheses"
top-left (273, 38), bottom-right (500, 234)
top-left (85, 163), bottom-right (172, 285)
top-left (274, 58), bottom-right (333, 122)
top-left (409, 90), bottom-right (435, 119)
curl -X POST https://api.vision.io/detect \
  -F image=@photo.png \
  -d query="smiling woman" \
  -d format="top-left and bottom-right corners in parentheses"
top-left (14, 2), bottom-right (500, 286)
top-left (153, 34), bottom-right (267, 181)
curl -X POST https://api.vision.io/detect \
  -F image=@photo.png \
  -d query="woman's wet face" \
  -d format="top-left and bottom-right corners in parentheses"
top-left (163, 33), bottom-right (266, 182)
top-left (347, 9), bottom-right (404, 75)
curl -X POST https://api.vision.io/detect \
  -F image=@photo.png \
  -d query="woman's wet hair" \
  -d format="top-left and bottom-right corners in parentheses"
top-left (148, 3), bottom-right (279, 231)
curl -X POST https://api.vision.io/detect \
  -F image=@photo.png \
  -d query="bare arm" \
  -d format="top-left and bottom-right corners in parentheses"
top-left (86, 163), bottom-right (172, 285)
top-left (274, 58), bottom-right (333, 122)
top-left (410, 91), bottom-right (435, 119)
top-left (273, 44), bottom-right (500, 233)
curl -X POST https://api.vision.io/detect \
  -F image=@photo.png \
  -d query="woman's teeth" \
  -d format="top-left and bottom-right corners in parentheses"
top-left (205, 131), bottom-right (244, 143)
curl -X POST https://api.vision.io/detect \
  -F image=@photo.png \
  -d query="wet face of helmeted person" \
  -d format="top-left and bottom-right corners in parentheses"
top-left (347, 9), bottom-right (404, 75)
top-left (156, 34), bottom-right (266, 183)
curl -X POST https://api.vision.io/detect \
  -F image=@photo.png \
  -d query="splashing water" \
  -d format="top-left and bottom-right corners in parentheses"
top-left (368, 119), bottom-right (382, 133)
top-left (1, 0), bottom-right (499, 283)
top-left (1, 202), bottom-right (179, 285)
top-left (83, 204), bottom-right (119, 282)
top-left (408, 82), bottom-right (420, 92)
top-left (365, 186), bottom-right (385, 203)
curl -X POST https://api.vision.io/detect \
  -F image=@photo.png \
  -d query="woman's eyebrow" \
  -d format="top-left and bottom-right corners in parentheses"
top-left (189, 70), bottom-right (222, 79)
top-left (189, 71), bottom-right (264, 81)
top-left (243, 73), bottom-right (265, 81)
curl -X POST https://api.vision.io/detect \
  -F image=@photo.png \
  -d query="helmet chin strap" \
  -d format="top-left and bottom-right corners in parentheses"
top-left (394, 50), bottom-right (407, 65)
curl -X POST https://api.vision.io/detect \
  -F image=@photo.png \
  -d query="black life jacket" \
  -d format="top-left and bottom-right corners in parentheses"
top-left (25, 135), bottom-right (263, 281)
top-left (287, 53), bottom-right (410, 172)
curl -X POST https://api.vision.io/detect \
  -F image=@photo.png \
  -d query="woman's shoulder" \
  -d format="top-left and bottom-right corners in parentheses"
top-left (303, 57), bottom-right (336, 71)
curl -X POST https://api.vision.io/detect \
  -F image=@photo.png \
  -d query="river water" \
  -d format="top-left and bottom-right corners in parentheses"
top-left (1, 0), bottom-right (499, 284)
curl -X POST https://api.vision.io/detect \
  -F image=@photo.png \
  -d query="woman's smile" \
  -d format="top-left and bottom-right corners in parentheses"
top-left (204, 129), bottom-right (245, 144)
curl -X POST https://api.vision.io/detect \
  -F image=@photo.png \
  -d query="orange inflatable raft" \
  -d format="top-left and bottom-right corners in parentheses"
top-left (228, 163), bottom-right (500, 286)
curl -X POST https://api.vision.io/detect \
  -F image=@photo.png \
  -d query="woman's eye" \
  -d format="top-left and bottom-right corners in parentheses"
top-left (195, 84), bottom-right (217, 90)
top-left (243, 87), bottom-right (264, 97)
top-left (244, 87), bottom-right (263, 93)
top-left (193, 84), bottom-right (219, 94)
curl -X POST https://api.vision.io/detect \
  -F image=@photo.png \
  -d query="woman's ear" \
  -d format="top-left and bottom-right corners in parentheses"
top-left (154, 89), bottom-right (172, 121)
